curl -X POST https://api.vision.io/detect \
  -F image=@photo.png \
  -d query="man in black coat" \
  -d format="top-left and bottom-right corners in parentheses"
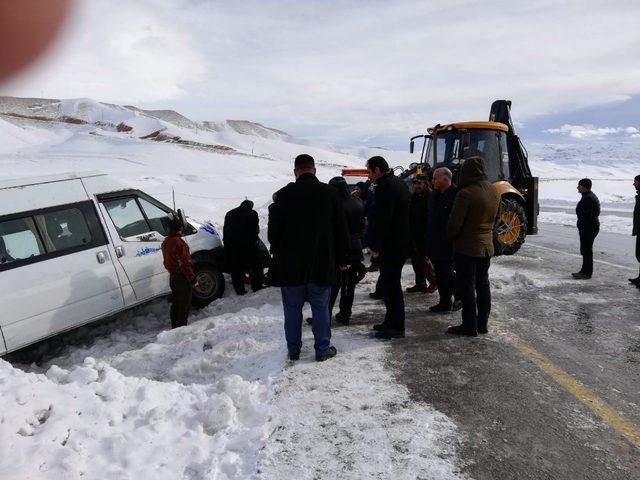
top-left (328, 176), bottom-right (366, 325)
top-left (407, 173), bottom-right (437, 293)
top-left (366, 156), bottom-right (411, 339)
top-left (268, 154), bottom-right (350, 362)
top-left (573, 178), bottom-right (601, 280)
top-left (426, 167), bottom-right (460, 312)
top-left (223, 199), bottom-right (263, 295)
top-left (630, 175), bottom-right (640, 287)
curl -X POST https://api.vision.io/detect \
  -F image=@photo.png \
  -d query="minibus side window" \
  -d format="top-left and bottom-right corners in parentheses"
top-left (0, 217), bottom-right (45, 264)
top-left (34, 208), bottom-right (93, 252)
top-left (103, 198), bottom-right (150, 238)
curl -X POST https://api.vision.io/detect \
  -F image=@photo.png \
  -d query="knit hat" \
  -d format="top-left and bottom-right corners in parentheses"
top-left (578, 178), bottom-right (592, 190)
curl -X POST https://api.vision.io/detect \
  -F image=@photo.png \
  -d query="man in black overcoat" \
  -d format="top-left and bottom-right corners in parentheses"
top-left (268, 154), bottom-right (350, 362)
top-left (223, 199), bottom-right (262, 295)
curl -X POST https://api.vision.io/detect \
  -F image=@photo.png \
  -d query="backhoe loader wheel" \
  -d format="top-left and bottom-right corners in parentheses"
top-left (493, 198), bottom-right (527, 256)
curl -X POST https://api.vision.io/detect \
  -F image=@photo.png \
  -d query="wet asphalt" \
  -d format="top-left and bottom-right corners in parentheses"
top-left (351, 224), bottom-right (640, 479)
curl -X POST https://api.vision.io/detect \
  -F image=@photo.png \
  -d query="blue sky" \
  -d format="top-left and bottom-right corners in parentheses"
top-left (2, 0), bottom-right (639, 149)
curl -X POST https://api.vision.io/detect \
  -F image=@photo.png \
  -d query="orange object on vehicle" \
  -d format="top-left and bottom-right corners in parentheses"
top-left (341, 168), bottom-right (370, 177)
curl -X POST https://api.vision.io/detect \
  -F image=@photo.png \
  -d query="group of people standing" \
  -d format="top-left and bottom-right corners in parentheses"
top-left (266, 153), bottom-right (501, 362)
top-left (160, 155), bottom-right (640, 363)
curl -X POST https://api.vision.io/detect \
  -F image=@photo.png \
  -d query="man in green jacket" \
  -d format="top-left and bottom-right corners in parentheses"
top-left (446, 156), bottom-right (501, 336)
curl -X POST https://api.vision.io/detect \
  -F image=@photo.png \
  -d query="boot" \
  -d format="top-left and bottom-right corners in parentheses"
top-left (629, 276), bottom-right (640, 285)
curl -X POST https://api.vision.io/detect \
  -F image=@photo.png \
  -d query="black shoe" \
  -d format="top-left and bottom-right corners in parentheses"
top-left (289, 351), bottom-right (300, 361)
top-left (629, 276), bottom-right (640, 285)
top-left (572, 272), bottom-right (592, 280)
top-left (429, 303), bottom-right (452, 313)
top-left (335, 312), bottom-right (350, 325)
top-left (315, 346), bottom-right (337, 362)
top-left (235, 289), bottom-right (247, 295)
top-left (446, 325), bottom-right (478, 337)
top-left (373, 323), bottom-right (389, 331)
top-left (478, 326), bottom-right (488, 334)
top-left (406, 284), bottom-right (428, 293)
top-left (451, 300), bottom-right (463, 311)
top-left (305, 317), bottom-right (313, 325)
top-left (369, 291), bottom-right (384, 300)
top-left (374, 329), bottom-right (405, 339)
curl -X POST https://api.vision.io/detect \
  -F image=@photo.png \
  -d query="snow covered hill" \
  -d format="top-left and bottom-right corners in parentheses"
top-left (1, 95), bottom-right (639, 479)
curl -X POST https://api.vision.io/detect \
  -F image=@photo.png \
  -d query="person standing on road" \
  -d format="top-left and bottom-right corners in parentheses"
top-left (367, 156), bottom-right (411, 339)
top-left (223, 199), bottom-right (264, 295)
top-left (328, 176), bottom-right (367, 325)
top-left (630, 175), bottom-right (640, 287)
top-left (407, 173), bottom-right (437, 294)
top-left (573, 178), bottom-right (600, 280)
top-left (426, 167), bottom-right (461, 313)
top-left (268, 154), bottom-right (350, 362)
top-left (446, 156), bottom-right (500, 336)
top-left (161, 218), bottom-right (198, 329)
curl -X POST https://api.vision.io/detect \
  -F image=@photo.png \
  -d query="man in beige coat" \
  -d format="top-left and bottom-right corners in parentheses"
top-left (446, 156), bottom-right (501, 336)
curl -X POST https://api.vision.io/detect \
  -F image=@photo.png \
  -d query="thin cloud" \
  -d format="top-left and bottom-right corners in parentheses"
top-left (546, 124), bottom-right (640, 139)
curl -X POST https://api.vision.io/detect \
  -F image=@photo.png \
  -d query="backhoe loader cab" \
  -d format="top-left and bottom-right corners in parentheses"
top-left (409, 100), bottom-right (538, 255)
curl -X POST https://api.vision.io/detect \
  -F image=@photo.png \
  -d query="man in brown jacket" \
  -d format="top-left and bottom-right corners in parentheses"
top-left (446, 156), bottom-right (501, 336)
top-left (161, 218), bottom-right (198, 329)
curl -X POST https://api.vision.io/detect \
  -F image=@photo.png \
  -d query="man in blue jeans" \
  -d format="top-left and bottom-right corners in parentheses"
top-left (268, 154), bottom-right (350, 361)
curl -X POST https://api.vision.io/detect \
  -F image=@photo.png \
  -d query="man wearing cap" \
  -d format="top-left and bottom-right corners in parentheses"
top-left (407, 173), bottom-right (437, 294)
top-left (223, 199), bottom-right (264, 295)
top-left (630, 175), bottom-right (640, 287)
top-left (573, 178), bottom-right (600, 280)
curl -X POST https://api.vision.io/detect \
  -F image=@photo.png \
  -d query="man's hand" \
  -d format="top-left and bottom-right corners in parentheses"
top-left (339, 265), bottom-right (350, 271)
top-left (370, 250), bottom-right (379, 258)
top-left (192, 282), bottom-right (199, 290)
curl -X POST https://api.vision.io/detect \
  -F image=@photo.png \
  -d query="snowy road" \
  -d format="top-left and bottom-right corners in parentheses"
top-left (377, 223), bottom-right (640, 479)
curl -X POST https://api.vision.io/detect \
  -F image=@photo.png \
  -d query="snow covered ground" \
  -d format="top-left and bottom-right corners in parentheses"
top-left (0, 96), bottom-right (638, 479)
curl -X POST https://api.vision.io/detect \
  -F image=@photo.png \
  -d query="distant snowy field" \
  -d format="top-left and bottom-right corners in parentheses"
top-left (0, 96), bottom-right (638, 478)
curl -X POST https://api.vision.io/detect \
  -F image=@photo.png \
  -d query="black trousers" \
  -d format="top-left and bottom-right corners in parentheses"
top-left (231, 266), bottom-right (263, 294)
top-left (379, 256), bottom-right (406, 332)
top-left (329, 261), bottom-right (364, 320)
top-left (579, 227), bottom-right (599, 274)
top-left (410, 254), bottom-right (436, 286)
top-left (635, 235), bottom-right (640, 263)
top-left (169, 273), bottom-right (192, 329)
top-left (455, 253), bottom-right (491, 332)
top-left (432, 257), bottom-right (456, 308)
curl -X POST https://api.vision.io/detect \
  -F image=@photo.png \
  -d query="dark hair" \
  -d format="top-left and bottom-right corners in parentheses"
top-left (366, 156), bottom-right (389, 173)
top-left (240, 199), bottom-right (254, 209)
top-left (294, 154), bottom-right (315, 170)
top-left (578, 178), bottom-right (592, 190)
top-left (355, 181), bottom-right (367, 190)
top-left (169, 218), bottom-right (183, 233)
top-left (635, 174), bottom-right (640, 182)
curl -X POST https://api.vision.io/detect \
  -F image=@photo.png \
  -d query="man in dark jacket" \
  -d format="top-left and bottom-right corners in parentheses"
top-left (161, 218), bottom-right (198, 329)
top-left (446, 156), bottom-right (501, 336)
top-left (268, 154), bottom-right (350, 362)
top-left (407, 173), bottom-right (437, 293)
top-left (223, 199), bottom-right (263, 295)
top-left (367, 156), bottom-right (411, 339)
top-left (328, 176), bottom-right (366, 325)
top-left (629, 175), bottom-right (640, 287)
top-left (426, 167), bottom-right (460, 312)
top-left (573, 178), bottom-right (600, 280)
